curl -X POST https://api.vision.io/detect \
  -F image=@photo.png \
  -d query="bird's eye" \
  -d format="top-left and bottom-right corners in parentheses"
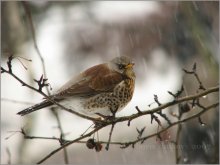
top-left (118, 64), bottom-right (124, 70)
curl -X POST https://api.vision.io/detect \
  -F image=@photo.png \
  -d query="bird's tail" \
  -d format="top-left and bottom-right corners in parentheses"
top-left (17, 100), bottom-right (53, 116)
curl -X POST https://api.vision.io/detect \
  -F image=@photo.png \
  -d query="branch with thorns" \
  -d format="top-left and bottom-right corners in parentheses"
top-left (183, 63), bottom-right (206, 91)
top-left (8, 98), bottom-right (218, 148)
top-left (2, 55), bottom-right (219, 163)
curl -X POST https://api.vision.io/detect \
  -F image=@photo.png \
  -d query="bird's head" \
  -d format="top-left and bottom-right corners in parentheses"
top-left (109, 56), bottom-right (135, 80)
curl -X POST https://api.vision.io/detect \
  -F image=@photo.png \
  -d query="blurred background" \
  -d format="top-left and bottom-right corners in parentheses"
top-left (1, 1), bottom-right (219, 164)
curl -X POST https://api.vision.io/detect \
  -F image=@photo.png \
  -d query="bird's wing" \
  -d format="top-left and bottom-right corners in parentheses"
top-left (55, 63), bottom-right (124, 98)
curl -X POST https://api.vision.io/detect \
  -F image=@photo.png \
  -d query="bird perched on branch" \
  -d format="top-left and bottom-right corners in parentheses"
top-left (17, 56), bottom-right (135, 117)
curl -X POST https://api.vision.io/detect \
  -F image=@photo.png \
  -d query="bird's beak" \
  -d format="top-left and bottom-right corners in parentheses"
top-left (125, 63), bottom-right (134, 69)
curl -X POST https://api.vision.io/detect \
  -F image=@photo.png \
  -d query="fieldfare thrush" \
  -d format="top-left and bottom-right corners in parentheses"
top-left (17, 56), bottom-right (135, 117)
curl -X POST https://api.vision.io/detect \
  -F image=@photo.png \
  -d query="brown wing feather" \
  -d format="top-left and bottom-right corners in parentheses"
top-left (55, 63), bottom-right (124, 98)
top-left (90, 72), bottom-right (123, 91)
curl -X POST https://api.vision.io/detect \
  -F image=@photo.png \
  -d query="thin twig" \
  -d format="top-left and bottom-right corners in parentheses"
top-left (51, 108), bottom-right (69, 164)
top-left (168, 85), bottom-right (184, 99)
top-left (136, 127), bottom-right (146, 139)
top-left (105, 123), bottom-right (116, 150)
top-left (119, 102), bottom-right (218, 148)
top-left (135, 106), bottom-right (142, 114)
top-left (175, 104), bottom-right (183, 164)
top-left (175, 123), bottom-right (182, 164)
top-left (6, 147), bottom-right (11, 164)
top-left (110, 86), bottom-right (218, 125)
top-left (1, 98), bottom-right (34, 105)
top-left (156, 111), bottom-right (172, 125)
top-left (154, 94), bottom-right (161, 106)
top-left (21, 2), bottom-right (50, 94)
top-left (183, 63), bottom-right (206, 90)
top-left (37, 125), bottom-right (104, 164)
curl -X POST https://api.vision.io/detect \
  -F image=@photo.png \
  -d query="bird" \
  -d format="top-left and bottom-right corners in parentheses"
top-left (17, 56), bottom-right (135, 117)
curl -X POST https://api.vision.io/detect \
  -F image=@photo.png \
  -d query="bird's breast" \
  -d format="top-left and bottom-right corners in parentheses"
top-left (83, 78), bottom-right (135, 115)
top-left (114, 78), bottom-right (135, 107)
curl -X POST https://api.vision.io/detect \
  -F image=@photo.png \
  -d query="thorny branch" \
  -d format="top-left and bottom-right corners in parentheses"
top-left (16, 99), bottom-right (219, 147)
top-left (16, 101), bottom-right (218, 164)
top-left (168, 85), bottom-right (184, 99)
top-left (136, 127), bottom-right (146, 139)
top-left (2, 56), bottom-right (219, 163)
top-left (183, 62), bottom-right (206, 90)
top-left (36, 125), bottom-right (104, 164)
top-left (119, 102), bottom-right (218, 149)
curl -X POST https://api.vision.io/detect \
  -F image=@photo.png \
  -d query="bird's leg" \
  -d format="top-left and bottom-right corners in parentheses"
top-left (94, 106), bottom-right (118, 127)
top-left (110, 106), bottom-right (118, 118)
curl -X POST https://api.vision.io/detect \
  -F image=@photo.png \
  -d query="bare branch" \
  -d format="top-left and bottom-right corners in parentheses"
top-left (135, 106), bottom-right (143, 114)
top-left (168, 85), bottom-right (184, 99)
top-left (51, 108), bottom-right (69, 163)
top-left (34, 75), bottom-right (51, 92)
top-left (136, 127), bottom-right (146, 139)
top-left (105, 123), bottom-right (116, 150)
top-left (13, 100), bottom-right (217, 164)
top-left (37, 125), bottom-right (104, 164)
top-left (198, 116), bottom-right (206, 126)
top-left (156, 111), bottom-right (172, 125)
top-left (118, 102), bottom-right (218, 149)
top-left (1, 98), bottom-right (34, 105)
top-left (183, 62), bottom-right (206, 90)
top-left (154, 94), bottom-right (161, 106)
top-left (175, 103), bottom-right (183, 164)
top-left (21, 2), bottom-right (50, 95)
top-left (6, 147), bottom-right (11, 164)
top-left (150, 113), bottom-right (162, 126)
